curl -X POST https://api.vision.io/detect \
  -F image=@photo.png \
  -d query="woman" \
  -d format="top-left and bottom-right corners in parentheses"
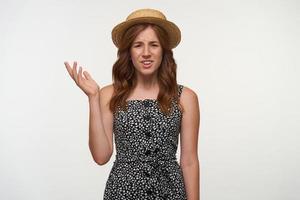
top-left (64, 8), bottom-right (200, 200)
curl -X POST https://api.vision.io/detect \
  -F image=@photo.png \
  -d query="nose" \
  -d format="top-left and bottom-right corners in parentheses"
top-left (142, 45), bottom-right (151, 58)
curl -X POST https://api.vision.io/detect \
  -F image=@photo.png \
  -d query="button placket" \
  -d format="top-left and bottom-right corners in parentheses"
top-left (142, 99), bottom-right (158, 197)
top-left (143, 99), bottom-right (153, 156)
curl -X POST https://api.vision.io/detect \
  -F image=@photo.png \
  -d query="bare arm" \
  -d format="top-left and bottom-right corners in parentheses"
top-left (88, 90), bottom-right (113, 165)
top-left (64, 61), bottom-right (113, 165)
top-left (180, 86), bottom-right (200, 200)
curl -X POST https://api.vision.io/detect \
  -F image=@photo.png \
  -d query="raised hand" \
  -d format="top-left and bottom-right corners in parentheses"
top-left (64, 61), bottom-right (100, 98)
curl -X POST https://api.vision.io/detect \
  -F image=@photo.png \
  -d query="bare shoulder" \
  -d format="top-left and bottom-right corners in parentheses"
top-left (99, 83), bottom-right (114, 105)
top-left (180, 85), bottom-right (200, 113)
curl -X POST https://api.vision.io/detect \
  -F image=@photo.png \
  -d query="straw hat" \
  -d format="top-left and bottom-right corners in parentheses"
top-left (111, 8), bottom-right (181, 49)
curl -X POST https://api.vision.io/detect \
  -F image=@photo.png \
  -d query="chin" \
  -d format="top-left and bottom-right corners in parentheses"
top-left (138, 67), bottom-right (158, 75)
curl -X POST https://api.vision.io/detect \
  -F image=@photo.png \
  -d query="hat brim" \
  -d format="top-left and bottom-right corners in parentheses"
top-left (111, 17), bottom-right (181, 49)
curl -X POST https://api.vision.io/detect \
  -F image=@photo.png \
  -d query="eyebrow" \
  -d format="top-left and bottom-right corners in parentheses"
top-left (132, 41), bottom-right (160, 45)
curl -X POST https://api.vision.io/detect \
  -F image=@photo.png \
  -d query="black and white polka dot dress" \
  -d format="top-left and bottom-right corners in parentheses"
top-left (103, 84), bottom-right (187, 200)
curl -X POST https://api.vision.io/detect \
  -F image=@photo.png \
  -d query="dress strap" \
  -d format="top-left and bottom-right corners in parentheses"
top-left (178, 84), bottom-right (184, 98)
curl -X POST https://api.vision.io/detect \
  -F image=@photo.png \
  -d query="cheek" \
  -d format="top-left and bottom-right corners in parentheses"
top-left (155, 48), bottom-right (163, 57)
top-left (156, 50), bottom-right (163, 61)
top-left (130, 50), bottom-right (140, 61)
top-left (130, 52), bottom-right (140, 68)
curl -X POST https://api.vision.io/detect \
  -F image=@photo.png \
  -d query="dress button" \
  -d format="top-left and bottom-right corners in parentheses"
top-left (145, 149), bottom-right (151, 156)
top-left (143, 114), bottom-right (151, 121)
top-left (143, 100), bottom-right (151, 107)
top-left (146, 189), bottom-right (153, 195)
top-left (153, 147), bottom-right (160, 154)
top-left (145, 131), bottom-right (151, 137)
top-left (143, 171), bottom-right (151, 177)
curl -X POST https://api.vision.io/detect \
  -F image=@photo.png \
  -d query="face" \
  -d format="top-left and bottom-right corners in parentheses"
top-left (130, 26), bottom-right (163, 76)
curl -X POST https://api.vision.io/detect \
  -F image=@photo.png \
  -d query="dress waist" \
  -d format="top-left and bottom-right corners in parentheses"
top-left (112, 153), bottom-right (184, 198)
top-left (114, 153), bottom-right (177, 163)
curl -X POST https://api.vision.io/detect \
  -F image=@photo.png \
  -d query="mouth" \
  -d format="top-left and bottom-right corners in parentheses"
top-left (140, 60), bottom-right (154, 68)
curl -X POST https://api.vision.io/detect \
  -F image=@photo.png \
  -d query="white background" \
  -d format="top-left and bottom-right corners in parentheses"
top-left (1, 0), bottom-right (299, 199)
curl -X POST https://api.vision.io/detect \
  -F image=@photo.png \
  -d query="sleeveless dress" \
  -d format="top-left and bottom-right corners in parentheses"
top-left (103, 84), bottom-right (187, 200)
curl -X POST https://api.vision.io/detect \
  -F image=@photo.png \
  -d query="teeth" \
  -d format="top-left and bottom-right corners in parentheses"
top-left (142, 61), bottom-right (152, 64)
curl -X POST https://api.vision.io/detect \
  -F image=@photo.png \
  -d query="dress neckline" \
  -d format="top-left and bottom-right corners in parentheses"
top-left (126, 98), bottom-right (157, 102)
top-left (125, 84), bottom-right (182, 103)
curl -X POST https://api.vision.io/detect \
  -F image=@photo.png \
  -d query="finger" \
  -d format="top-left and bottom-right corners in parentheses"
top-left (72, 62), bottom-right (78, 83)
top-left (83, 70), bottom-right (92, 80)
top-left (73, 61), bottom-right (77, 68)
top-left (64, 61), bottom-right (74, 79)
top-left (77, 66), bottom-right (84, 83)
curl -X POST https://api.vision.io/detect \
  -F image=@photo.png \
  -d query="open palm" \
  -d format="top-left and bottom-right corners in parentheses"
top-left (64, 61), bottom-right (99, 98)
